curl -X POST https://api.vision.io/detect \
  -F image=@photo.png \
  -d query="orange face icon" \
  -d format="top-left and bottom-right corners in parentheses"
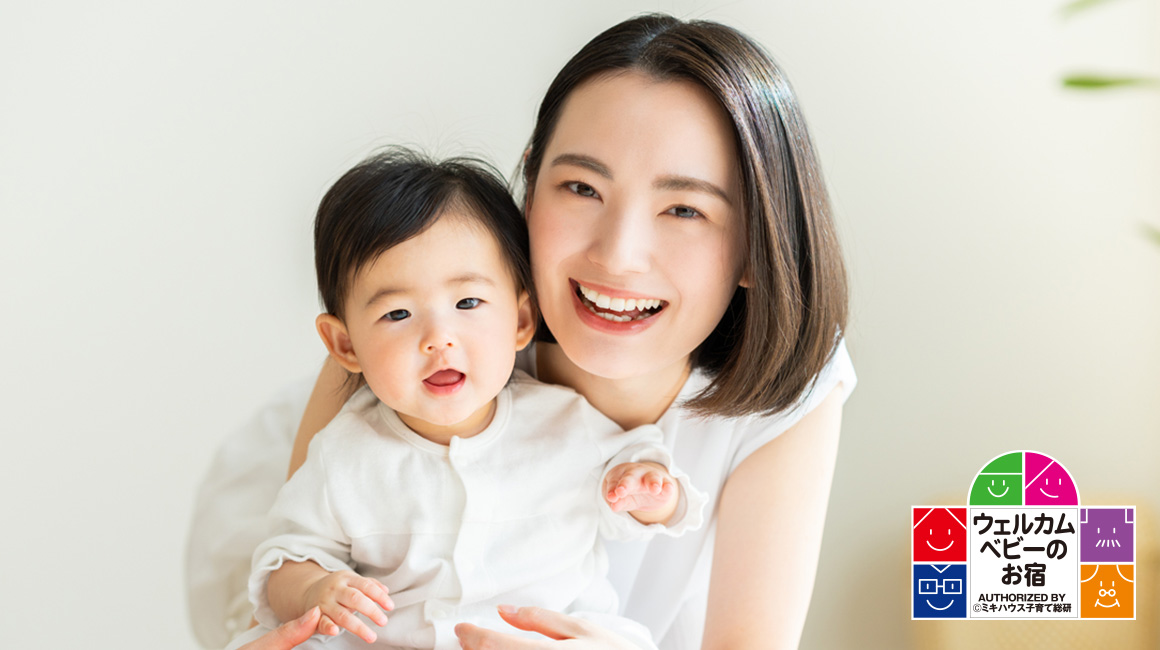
top-left (1080, 564), bottom-right (1134, 619)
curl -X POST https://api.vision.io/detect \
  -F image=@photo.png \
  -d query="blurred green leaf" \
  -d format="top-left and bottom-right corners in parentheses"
top-left (1145, 224), bottom-right (1160, 248)
top-left (1061, 0), bottom-right (1127, 18)
top-left (1063, 74), bottom-right (1160, 89)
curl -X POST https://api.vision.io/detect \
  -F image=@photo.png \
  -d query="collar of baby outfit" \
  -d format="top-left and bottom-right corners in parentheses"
top-left (374, 384), bottom-right (512, 456)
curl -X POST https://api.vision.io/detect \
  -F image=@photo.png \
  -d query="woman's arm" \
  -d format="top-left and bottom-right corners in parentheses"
top-left (701, 383), bottom-right (845, 650)
top-left (289, 356), bottom-right (355, 478)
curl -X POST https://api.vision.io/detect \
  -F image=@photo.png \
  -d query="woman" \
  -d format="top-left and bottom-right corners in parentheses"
top-left (189, 13), bottom-right (855, 650)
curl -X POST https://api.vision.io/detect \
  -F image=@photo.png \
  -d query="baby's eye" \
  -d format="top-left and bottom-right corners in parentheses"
top-left (383, 309), bottom-right (410, 321)
top-left (665, 205), bottom-right (703, 219)
top-left (565, 181), bottom-right (599, 198)
top-left (456, 298), bottom-right (481, 310)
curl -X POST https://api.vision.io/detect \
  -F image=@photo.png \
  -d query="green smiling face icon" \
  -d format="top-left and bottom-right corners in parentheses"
top-left (969, 451), bottom-right (1023, 506)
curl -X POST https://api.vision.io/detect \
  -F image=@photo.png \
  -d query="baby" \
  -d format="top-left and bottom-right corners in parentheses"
top-left (227, 149), bottom-right (704, 650)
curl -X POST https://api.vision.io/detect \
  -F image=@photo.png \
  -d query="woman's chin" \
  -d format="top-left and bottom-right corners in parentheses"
top-left (558, 337), bottom-right (689, 383)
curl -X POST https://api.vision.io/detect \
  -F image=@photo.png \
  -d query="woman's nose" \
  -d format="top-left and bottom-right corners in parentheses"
top-left (586, 204), bottom-right (652, 275)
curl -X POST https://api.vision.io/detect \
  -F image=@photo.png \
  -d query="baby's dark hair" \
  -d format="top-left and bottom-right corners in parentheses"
top-left (315, 147), bottom-right (532, 320)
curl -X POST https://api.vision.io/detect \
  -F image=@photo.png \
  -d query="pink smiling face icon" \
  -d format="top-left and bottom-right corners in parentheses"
top-left (1023, 452), bottom-right (1078, 505)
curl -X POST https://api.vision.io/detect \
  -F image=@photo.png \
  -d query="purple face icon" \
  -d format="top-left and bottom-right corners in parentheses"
top-left (1023, 452), bottom-right (1078, 505)
top-left (1082, 508), bottom-right (1134, 563)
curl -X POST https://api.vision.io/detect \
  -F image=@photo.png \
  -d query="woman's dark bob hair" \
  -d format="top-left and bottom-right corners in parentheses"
top-left (523, 14), bottom-right (848, 418)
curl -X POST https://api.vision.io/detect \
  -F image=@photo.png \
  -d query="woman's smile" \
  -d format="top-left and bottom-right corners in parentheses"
top-left (569, 280), bottom-right (665, 335)
top-left (572, 279), bottom-right (667, 323)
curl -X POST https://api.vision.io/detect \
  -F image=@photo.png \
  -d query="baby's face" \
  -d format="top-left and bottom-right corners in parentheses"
top-left (341, 212), bottom-right (531, 438)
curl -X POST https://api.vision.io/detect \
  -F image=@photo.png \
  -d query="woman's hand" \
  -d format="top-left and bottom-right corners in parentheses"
top-left (237, 607), bottom-right (320, 650)
top-left (455, 606), bottom-right (643, 649)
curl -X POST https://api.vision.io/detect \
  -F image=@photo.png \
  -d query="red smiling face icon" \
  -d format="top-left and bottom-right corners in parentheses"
top-left (913, 507), bottom-right (967, 562)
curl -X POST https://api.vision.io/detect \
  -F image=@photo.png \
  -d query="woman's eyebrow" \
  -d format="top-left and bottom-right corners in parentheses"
top-left (549, 153), bottom-right (612, 179)
top-left (654, 175), bottom-right (732, 205)
top-left (552, 153), bottom-right (731, 205)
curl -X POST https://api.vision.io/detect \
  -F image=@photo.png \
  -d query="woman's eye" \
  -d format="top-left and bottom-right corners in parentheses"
top-left (456, 298), bottom-right (481, 310)
top-left (666, 205), bottom-right (703, 219)
top-left (383, 309), bottom-right (410, 321)
top-left (565, 181), bottom-right (599, 198)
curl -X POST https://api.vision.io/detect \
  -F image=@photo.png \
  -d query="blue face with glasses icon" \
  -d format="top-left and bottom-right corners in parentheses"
top-left (913, 564), bottom-right (967, 618)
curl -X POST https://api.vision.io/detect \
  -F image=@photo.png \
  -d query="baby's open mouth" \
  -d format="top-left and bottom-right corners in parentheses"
top-left (424, 369), bottom-right (465, 387)
top-left (573, 281), bottom-right (667, 323)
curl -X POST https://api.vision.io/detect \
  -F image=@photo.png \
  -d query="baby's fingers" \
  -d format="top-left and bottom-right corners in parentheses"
top-left (338, 585), bottom-right (391, 627)
top-left (607, 480), bottom-right (629, 501)
top-left (643, 469), bottom-right (676, 496)
top-left (318, 613), bottom-right (341, 637)
top-left (603, 467), bottom-right (628, 500)
top-left (323, 605), bottom-right (378, 644)
top-left (634, 468), bottom-right (662, 494)
top-left (618, 466), bottom-right (653, 493)
top-left (352, 576), bottom-right (395, 612)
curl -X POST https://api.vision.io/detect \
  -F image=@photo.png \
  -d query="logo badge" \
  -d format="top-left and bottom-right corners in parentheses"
top-left (912, 450), bottom-right (1135, 620)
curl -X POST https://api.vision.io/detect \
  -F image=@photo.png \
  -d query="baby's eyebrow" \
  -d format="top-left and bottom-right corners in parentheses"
top-left (365, 287), bottom-right (405, 309)
top-left (448, 273), bottom-right (496, 287)
top-left (364, 274), bottom-right (495, 308)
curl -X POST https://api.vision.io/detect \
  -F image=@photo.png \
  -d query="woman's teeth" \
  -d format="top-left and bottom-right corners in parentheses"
top-left (577, 284), bottom-right (663, 322)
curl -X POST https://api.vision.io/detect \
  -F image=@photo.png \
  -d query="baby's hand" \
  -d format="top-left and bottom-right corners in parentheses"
top-left (604, 462), bottom-right (677, 519)
top-left (302, 570), bottom-right (394, 644)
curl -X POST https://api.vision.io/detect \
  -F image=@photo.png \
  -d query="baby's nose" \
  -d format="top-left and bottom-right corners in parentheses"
top-left (423, 332), bottom-right (455, 352)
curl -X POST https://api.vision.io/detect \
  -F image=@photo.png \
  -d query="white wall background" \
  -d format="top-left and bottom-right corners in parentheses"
top-left (2, 1), bottom-right (1157, 648)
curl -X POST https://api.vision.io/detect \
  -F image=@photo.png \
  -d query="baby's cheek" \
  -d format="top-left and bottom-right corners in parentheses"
top-left (472, 326), bottom-right (519, 389)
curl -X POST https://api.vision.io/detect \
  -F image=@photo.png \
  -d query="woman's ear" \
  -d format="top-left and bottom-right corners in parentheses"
top-left (316, 313), bottom-right (362, 373)
top-left (514, 291), bottom-right (537, 351)
top-left (738, 267), bottom-right (752, 289)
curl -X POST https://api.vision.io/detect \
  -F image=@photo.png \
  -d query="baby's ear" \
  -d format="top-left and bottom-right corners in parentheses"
top-left (514, 291), bottom-right (536, 351)
top-left (316, 314), bottom-right (362, 373)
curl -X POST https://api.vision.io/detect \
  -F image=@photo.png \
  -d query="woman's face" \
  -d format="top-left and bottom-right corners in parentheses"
top-left (527, 70), bottom-right (748, 381)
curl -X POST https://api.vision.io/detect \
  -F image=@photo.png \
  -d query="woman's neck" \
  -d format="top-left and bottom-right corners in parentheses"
top-left (536, 343), bottom-right (691, 430)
